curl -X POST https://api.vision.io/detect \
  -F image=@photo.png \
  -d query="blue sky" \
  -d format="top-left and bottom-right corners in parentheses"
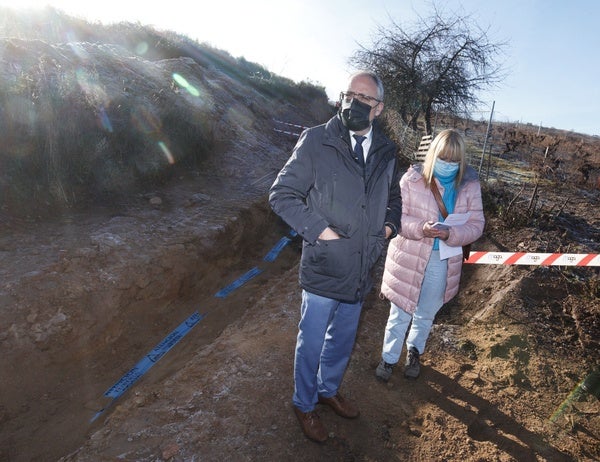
top-left (3, 0), bottom-right (599, 135)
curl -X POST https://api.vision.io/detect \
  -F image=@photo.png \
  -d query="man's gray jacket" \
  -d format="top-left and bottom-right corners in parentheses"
top-left (269, 114), bottom-right (402, 302)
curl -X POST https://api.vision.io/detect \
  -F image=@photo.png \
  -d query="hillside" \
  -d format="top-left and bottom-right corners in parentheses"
top-left (0, 8), bottom-right (598, 462)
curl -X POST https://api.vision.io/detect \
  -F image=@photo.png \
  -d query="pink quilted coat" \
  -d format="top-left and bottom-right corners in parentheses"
top-left (380, 164), bottom-right (485, 314)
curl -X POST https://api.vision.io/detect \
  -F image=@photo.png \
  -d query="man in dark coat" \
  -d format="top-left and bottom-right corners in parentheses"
top-left (269, 70), bottom-right (402, 442)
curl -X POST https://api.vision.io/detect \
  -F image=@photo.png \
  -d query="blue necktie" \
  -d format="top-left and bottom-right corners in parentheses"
top-left (353, 134), bottom-right (366, 168)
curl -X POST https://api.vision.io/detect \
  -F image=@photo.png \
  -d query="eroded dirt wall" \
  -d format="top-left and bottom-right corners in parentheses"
top-left (1, 191), bottom-right (295, 461)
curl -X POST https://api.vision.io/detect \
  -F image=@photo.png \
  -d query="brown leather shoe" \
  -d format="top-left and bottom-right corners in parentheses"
top-left (293, 406), bottom-right (328, 442)
top-left (318, 393), bottom-right (359, 418)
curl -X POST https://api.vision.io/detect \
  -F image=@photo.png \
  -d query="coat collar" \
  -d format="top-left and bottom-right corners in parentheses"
top-left (324, 114), bottom-right (392, 152)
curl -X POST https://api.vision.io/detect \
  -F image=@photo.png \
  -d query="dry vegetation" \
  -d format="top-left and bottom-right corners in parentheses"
top-left (0, 6), bottom-right (327, 217)
top-left (0, 7), bottom-right (598, 462)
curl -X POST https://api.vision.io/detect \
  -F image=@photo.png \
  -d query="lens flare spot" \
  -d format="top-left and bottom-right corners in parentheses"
top-left (98, 107), bottom-right (113, 132)
top-left (172, 73), bottom-right (200, 97)
top-left (158, 141), bottom-right (175, 165)
top-left (135, 42), bottom-right (149, 56)
top-left (76, 68), bottom-right (108, 105)
top-left (172, 73), bottom-right (188, 87)
top-left (226, 106), bottom-right (254, 132)
top-left (69, 42), bottom-right (91, 61)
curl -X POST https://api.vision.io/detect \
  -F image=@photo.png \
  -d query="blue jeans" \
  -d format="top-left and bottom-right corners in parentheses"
top-left (293, 290), bottom-right (363, 412)
top-left (381, 251), bottom-right (448, 364)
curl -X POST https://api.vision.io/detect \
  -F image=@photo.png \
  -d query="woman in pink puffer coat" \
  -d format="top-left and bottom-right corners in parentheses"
top-left (375, 129), bottom-right (485, 381)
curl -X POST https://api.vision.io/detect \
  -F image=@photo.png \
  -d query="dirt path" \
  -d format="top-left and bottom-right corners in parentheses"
top-left (59, 227), bottom-right (599, 461)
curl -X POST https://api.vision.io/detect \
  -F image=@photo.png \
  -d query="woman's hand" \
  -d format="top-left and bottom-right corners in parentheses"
top-left (423, 221), bottom-right (450, 240)
top-left (385, 225), bottom-right (393, 239)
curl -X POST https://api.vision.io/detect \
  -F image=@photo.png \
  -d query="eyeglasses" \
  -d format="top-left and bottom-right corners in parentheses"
top-left (340, 91), bottom-right (382, 106)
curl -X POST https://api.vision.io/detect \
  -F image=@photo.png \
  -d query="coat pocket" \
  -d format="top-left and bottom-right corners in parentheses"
top-left (304, 238), bottom-right (353, 279)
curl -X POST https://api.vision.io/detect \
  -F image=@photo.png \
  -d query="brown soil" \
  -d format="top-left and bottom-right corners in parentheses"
top-left (1, 137), bottom-right (599, 462)
top-left (1, 9), bottom-right (598, 461)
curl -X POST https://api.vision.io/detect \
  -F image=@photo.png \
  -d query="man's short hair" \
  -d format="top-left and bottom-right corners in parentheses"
top-left (349, 70), bottom-right (384, 101)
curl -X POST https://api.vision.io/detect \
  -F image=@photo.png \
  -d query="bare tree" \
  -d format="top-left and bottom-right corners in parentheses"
top-left (352, 8), bottom-right (506, 134)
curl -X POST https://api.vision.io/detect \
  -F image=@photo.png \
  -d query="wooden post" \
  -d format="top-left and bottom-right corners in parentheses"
top-left (478, 101), bottom-right (495, 175)
top-left (485, 142), bottom-right (494, 182)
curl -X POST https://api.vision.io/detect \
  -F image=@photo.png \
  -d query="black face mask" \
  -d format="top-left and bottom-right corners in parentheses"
top-left (339, 98), bottom-right (372, 132)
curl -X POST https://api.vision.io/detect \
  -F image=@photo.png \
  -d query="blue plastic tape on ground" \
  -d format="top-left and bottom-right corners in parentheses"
top-left (104, 311), bottom-right (204, 399)
top-left (91, 311), bottom-right (204, 422)
top-left (93, 229), bottom-right (294, 421)
top-left (214, 266), bottom-right (263, 298)
top-left (263, 236), bottom-right (291, 262)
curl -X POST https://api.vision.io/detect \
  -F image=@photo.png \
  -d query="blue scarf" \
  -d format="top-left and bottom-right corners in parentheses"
top-left (432, 171), bottom-right (457, 250)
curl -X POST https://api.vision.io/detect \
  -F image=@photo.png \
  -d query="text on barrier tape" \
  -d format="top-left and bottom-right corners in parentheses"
top-left (465, 252), bottom-right (600, 266)
top-left (104, 311), bottom-right (204, 399)
top-left (214, 266), bottom-right (263, 297)
top-left (92, 311), bottom-right (205, 422)
top-left (263, 236), bottom-right (291, 262)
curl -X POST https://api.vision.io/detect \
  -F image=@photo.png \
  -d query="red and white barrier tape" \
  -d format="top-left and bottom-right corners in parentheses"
top-left (274, 128), bottom-right (302, 136)
top-left (273, 119), bottom-right (309, 130)
top-left (465, 252), bottom-right (600, 266)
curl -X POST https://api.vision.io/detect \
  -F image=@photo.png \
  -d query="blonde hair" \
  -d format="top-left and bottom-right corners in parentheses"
top-left (422, 129), bottom-right (467, 187)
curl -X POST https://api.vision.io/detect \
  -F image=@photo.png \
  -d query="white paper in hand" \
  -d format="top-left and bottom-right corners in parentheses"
top-left (439, 240), bottom-right (463, 260)
top-left (436, 213), bottom-right (471, 260)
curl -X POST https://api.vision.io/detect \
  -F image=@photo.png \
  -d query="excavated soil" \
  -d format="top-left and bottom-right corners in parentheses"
top-left (1, 140), bottom-right (599, 462)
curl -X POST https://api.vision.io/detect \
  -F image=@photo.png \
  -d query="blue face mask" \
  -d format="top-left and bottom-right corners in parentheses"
top-left (433, 158), bottom-right (460, 179)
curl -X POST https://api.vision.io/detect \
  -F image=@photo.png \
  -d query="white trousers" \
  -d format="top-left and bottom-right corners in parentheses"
top-left (381, 250), bottom-right (448, 363)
